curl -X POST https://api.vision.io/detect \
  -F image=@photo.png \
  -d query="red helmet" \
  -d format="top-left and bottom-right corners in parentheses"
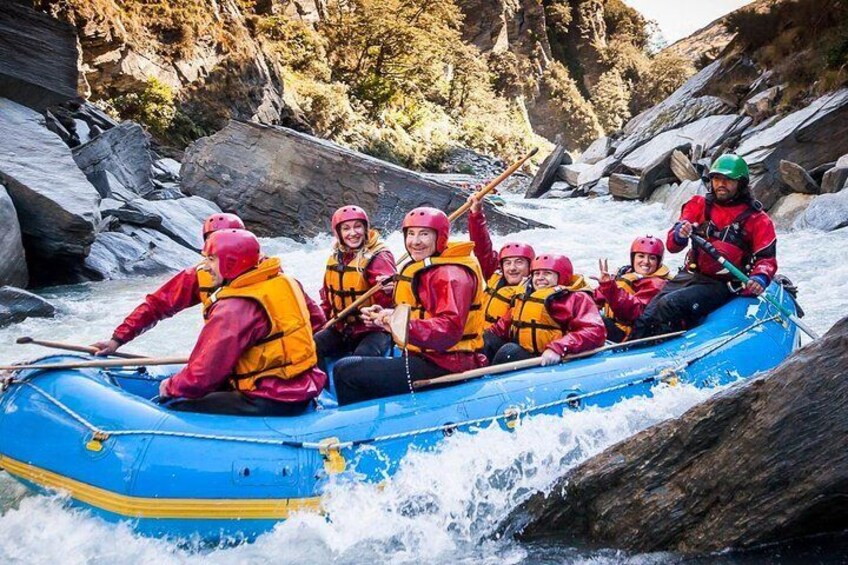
top-left (202, 213), bottom-right (245, 239)
top-left (402, 207), bottom-right (450, 253)
top-left (498, 242), bottom-right (535, 265)
top-left (331, 205), bottom-right (369, 239)
top-left (531, 254), bottom-right (573, 285)
top-left (630, 235), bottom-right (664, 263)
top-left (203, 229), bottom-right (260, 280)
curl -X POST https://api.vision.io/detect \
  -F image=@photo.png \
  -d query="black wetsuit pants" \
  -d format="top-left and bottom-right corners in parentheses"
top-left (332, 354), bottom-right (449, 406)
top-left (483, 331), bottom-right (536, 365)
top-left (631, 271), bottom-right (734, 339)
top-left (314, 328), bottom-right (392, 371)
top-left (167, 392), bottom-right (311, 416)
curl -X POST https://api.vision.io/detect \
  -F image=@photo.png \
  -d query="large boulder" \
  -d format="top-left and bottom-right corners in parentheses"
top-left (0, 286), bottom-right (55, 328)
top-left (614, 59), bottom-right (737, 159)
top-left (72, 122), bottom-right (156, 197)
top-left (0, 3), bottom-right (80, 110)
top-left (821, 154), bottom-right (848, 194)
top-left (507, 315), bottom-right (848, 554)
top-left (526, 145), bottom-right (566, 198)
top-left (737, 88), bottom-right (848, 210)
top-left (84, 225), bottom-right (202, 280)
top-left (557, 163), bottom-right (592, 187)
top-left (126, 196), bottom-right (221, 251)
top-left (793, 189), bottom-right (848, 232)
top-left (0, 98), bottom-right (99, 271)
top-left (183, 121), bottom-right (545, 238)
top-left (577, 137), bottom-right (612, 165)
top-left (0, 184), bottom-right (28, 288)
top-left (770, 193), bottom-right (815, 230)
top-left (778, 160), bottom-right (819, 195)
top-left (663, 179), bottom-right (707, 221)
top-left (608, 174), bottom-right (640, 200)
top-left (621, 115), bottom-right (750, 173)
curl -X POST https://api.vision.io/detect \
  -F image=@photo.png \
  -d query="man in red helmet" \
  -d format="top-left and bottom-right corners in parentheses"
top-left (593, 236), bottom-right (672, 342)
top-left (316, 205), bottom-right (396, 363)
top-left (92, 213), bottom-right (325, 356)
top-left (157, 229), bottom-right (326, 415)
top-left (632, 154), bottom-right (777, 338)
top-left (332, 207), bottom-right (487, 405)
top-left (487, 253), bottom-right (606, 365)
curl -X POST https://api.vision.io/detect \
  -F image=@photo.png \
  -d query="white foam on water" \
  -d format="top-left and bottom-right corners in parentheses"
top-left (1, 194), bottom-right (846, 562)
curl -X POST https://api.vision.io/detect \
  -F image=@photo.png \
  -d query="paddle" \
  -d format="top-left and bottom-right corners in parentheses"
top-left (689, 234), bottom-right (819, 340)
top-left (0, 356), bottom-right (188, 373)
top-left (16, 336), bottom-right (147, 359)
top-left (320, 147), bottom-right (539, 331)
top-left (412, 331), bottom-right (686, 389)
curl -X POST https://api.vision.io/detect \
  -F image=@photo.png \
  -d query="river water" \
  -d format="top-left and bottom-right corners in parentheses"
top-left (1, 195), bottom-right (846, 564)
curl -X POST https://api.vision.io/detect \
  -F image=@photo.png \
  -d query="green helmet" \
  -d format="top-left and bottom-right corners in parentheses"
top-left (709, 154), bottom-right (749, 180)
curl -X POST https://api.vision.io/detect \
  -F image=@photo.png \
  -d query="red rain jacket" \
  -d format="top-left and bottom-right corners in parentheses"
top-left (668, 196), bottom-right (777, 286)
top-left (490, 291), bottom-right (606, 356)
top-left (163, 297), bottom-right (327, 402)
top-left (468, 209), bottom-right (500, 279)
top-left (593, 275), bottom-right (669, 323)
top-left (112, 266), bottom-right (326, 344)
top-left (407, 264), bottom-right (488, 372)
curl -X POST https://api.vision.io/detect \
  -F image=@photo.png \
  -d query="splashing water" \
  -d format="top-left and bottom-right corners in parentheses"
top-left (1, 196), bottom-right (845, 563)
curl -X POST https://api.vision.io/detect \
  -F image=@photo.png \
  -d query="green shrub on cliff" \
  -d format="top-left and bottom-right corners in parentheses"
top-left (109, 78), bottom-right (177, 137)
top-left (592, 68), bottom-right (631, 132)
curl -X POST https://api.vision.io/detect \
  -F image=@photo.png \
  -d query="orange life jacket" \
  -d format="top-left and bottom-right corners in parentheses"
top-left (323, 230), bottom-right (388, 325)
top-left (482, 272), bottom-right (524, 329)
top-left (510, 275), bottom-right (592, 354)
top-left (601, 265), bottom-right (672, 338)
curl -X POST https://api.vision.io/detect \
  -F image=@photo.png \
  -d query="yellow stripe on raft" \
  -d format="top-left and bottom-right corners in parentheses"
top-left (0, 455), bottom-right (322, 520)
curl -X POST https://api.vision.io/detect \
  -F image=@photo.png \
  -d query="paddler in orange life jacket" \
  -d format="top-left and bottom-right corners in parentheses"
top-left (315, 205), bottom-right (397, 363)
top-left (593, 236), bottom-right (672, 342)
top-left (332, 207), bottom-right (488, 406)
top-left (631, 154), bottom-right (778, 339)
top-left (158, 229), bottom-right (327, 415)
top-left (487, 254), bottom-right (606, 366)
top-left (466, 193), bottom-right (536, 362)
top-left (91, 213), bottom-right (326, 357)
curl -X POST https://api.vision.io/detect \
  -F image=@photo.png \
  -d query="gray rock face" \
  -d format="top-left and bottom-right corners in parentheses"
top-left (526, 145), bottom-right (566, 198)
top-left (778, 160), bottom-right (819, 194)
top-left (84, 226), bottom-right (202, 280)
top-left (72, 122), bottom-right (155, 197)
top-left (507, 315), bottom-right (848, 554)
top-left (557, 163), bottom-right (592, 187)
top-left (127, 196), bottom-right (221, 251)
top-left (577, 137), bottom-right (612, 165)
top-left (770, 193), bottom-right (815, 230)
top-left (821, 166), bottom-right (848, 194)
top-left (636, 146), bottom-right (691, 201)
top-left (793, 190), bottom-right (848, 231)
top-left (183, 121), bottom-right (545, 238)
top-left (737, 88), bottom-right (848, 210)
top-left (615, 59), bottom-right (735, 158)
top-left (576, 156), bottom-right (619, 188)
top-left (743, 85), bottom-right (782, 122)
top-left (0, 286), bottom-right (55, 327)
top-left (609, 174), bottom-right (640, 200)
top-left (663, 179), bottom-right (707, 222)
top-left (0, 184), bottom-right (28, 288)
top-left (102, 199), bottom-right (162, 229)
top-left (0, 3), bottom-right (80, 110)
top-left (0, 98), bottom-right (99, 261)
top-left (621, 115), bottom-right (749, 173)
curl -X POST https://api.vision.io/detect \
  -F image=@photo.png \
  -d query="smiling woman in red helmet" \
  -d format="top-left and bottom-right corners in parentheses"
top-left (332, 207), bottom-right (488, 406)
top-left (487, 253), bottom-right (606, 366)
top-left (91, 212), bottom-right (325, 357)
top-left (593, 235), bottom-right (673, 342)
top-left (314, 205), bottom-right (397, 365)
top-left (157, 229), bottom-right (327, 415)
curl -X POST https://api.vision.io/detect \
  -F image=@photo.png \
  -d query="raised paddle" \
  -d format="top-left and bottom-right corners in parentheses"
top-left (16, 336), bottom-right (147, 359)
top-left (320, 147), bottom-right (539, 331)
top-left (0, 356), bottom-right (188, 373)
top-left (689, 234), bottom-right (819, 340)
top-left (412, 331), bottom-right (686, 389)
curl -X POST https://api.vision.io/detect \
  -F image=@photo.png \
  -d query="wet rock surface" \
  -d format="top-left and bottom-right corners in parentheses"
top-left (72, 122), bottom-right (156, 197)
top-left (0, 286), bottom-right (55, 328)
top-left (504, 316), bottom-right (848, 554)
top-left (0, 184), bottom-right (28, 288)
top-left (183, 121), bottom-right (546, 239)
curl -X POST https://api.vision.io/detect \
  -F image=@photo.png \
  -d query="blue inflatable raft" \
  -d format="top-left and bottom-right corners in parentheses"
top-left (0, 285), bottom-right (801, 542)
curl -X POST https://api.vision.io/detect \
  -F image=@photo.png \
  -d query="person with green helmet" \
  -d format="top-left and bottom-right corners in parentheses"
top-left (631, 153), bottom-right (778, 338)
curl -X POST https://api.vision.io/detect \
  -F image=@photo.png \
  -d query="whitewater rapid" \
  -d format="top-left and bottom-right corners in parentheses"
top-left (1, 196), bottom-right (845, 563)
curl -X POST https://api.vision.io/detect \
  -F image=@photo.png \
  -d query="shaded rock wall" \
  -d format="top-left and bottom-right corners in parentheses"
top-left (507, 316), bottom-right (848, 554)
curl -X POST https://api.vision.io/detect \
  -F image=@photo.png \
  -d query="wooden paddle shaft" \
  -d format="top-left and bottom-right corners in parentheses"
top-left (412, 331), bottom-right (686, 389)
top-left (16, 337), bottom-right (146, 359)
top-left (0, 356), bottom-right (188, 372)
top-left (319, 283), bottom-right (387, 331)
